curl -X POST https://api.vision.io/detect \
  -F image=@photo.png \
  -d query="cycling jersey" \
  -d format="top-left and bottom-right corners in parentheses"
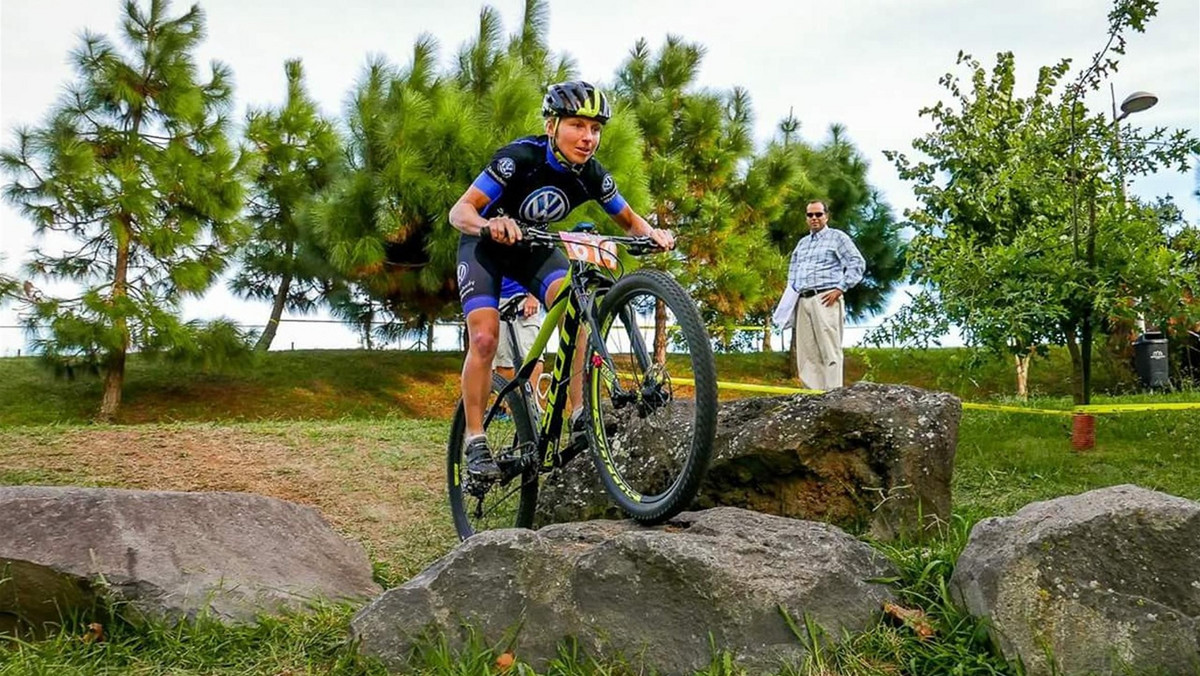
top-left (457, 135), bottom-right (628, 315)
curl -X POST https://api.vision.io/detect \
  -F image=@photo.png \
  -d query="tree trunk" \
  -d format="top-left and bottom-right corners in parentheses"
top-left (426, 322), bottom-right (435, 351)
top-left (98, 350), bottom-right (126, 423)
top-left (762, 318), bottom-right (772, 352)
top-left (98, 233), bottom-right (132, 422)
top-left (1081, 188), bottom-right (1097, 405)
top-left (654, 299), bottom-right (668, 364)
top-left (1014, 350), bottom-right (1031, 400)
top-left (255, 269), bottom-right (293, 352)
top-left (1064, 323), bottom-right (1084, 405)
top-left (362, 307), bottom-right (374, 350)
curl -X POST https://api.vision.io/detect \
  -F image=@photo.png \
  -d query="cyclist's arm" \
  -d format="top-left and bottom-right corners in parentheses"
top-left (449, 187), bottom-right (520, 243)
top-left (609, 204), bottom-right (675, 250)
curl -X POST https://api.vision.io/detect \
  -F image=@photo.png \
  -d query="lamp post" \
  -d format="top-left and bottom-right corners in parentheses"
top-left (1110, 87), bottom-right (1158, 336)
top-left (1110, 87), bottom-right (1158, 204)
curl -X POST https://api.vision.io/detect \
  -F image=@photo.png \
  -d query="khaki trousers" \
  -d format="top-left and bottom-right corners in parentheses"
top-left (794, 293), bottom-right (844, 390)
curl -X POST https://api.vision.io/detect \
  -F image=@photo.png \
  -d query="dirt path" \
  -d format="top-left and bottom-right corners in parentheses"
top-left (0, 422), bottom-right (458, 581)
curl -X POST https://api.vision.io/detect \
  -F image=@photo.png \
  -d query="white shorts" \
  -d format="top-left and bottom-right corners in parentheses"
top-left (493, 298), bottom-right (544, 369)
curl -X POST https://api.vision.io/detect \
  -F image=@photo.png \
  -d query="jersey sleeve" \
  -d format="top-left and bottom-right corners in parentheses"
top-left (587, 164), bottom-right (629, 216)
top-left (470, 144), bottom-right (527, 204)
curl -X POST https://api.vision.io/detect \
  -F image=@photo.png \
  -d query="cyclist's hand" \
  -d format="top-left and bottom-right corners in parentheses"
top-left (484, 217), bottom-right (522, 245)
top-left (648, 228), bottom-right (675, 251)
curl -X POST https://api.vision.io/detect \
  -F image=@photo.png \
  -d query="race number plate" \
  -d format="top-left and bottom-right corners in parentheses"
top-left (559, 232), bottom-right (619, 270)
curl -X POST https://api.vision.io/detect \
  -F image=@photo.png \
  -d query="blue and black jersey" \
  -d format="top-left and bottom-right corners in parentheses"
top-left (456, 136), bottom-right (628, 315)
top-left (471, 135), bottom-right (628, 224)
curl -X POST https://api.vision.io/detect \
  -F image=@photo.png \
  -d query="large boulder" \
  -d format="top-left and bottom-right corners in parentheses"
top-left (951, 485), bottom-right (1200, 675)
top-left (351, 507), bottom-right (896, 675)
top-left (538, 383), bottom-right (959, 540)
top-left (0, 486), bottom-right (380, 634)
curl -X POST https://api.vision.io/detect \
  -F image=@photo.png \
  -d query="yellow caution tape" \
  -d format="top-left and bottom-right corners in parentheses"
top-left (1074, 402), bottom-right (1200, 414)
top-left (661, 376), bottom-right (822, 395)
top-left (630, 373), bottom-right (1200, 416)
top-left (962, 402), bottom-right (1074, 416)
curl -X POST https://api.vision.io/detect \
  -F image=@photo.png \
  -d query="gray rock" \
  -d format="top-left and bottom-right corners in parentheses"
top-left (0, 486), bottom-right (380, 633)
top-left (538, 383), bottom-right (959, 540)
top-left (351, 507), bottom-right (895, 674)
top-left (951, 485), bottom-right (1200, 675)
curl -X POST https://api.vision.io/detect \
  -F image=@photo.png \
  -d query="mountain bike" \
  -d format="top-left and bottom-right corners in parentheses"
top-left (446, 223), bottom-right (717, 540)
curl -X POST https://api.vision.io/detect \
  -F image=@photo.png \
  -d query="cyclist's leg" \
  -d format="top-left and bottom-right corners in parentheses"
top-left (463, 308), bottom-right (500, 436)
top-left (457, 236), bottom-right (504, 438)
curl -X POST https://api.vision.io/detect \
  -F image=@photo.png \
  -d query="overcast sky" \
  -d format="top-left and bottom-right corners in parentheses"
top-left (1, 0), bottom-right (1197, 354)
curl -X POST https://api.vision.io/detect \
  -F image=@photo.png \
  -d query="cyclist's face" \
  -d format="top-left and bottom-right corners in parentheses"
top-left (549, 116), bottom-right (603, 164)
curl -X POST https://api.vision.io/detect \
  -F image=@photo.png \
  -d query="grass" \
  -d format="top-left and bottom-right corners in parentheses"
top-left (0, 350), bottom-right (464, 425)
top-left (0, 601), bottom-right (386, 675)
top-left (0, 345), bottom-right (1149, 426)
top-left (1, 349), bottom-right (1198, 673)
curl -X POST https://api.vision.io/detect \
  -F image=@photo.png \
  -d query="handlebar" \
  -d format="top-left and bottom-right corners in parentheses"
top-left (480, 221), bottom-right (666, 257)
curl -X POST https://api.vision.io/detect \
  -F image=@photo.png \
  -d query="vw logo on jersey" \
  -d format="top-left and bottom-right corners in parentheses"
top-left (519, 186), bottom-right (570, 223)
top-left (456, 262), bottom-right (468, 285)
top-left (496, 157), bottom-right (515, 179)
top-left (601, 173), bottom-right (615, 194)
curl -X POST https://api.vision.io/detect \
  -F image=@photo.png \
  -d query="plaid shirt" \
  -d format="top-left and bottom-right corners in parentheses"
top-left (787, 226), bottom-right (865, 292)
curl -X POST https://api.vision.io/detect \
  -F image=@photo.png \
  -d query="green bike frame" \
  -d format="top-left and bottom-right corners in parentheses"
top-left (487, 260), bottom-right (638, 471)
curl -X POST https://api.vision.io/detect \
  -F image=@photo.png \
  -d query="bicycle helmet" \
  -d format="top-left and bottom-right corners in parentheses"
top-left (541, 81), bottom-right (611, 123)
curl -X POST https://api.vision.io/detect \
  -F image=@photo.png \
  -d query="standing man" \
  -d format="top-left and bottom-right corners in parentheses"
top-left (778, 200), bottom-right (865, 390)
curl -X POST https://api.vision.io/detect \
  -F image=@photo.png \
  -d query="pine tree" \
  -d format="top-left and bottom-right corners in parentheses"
top-left (615, 38), bottom-right (791, 352)
top-left (232, 59), bottom-right (343, 351)
top-left (0, 0), bottom-right (246, 420)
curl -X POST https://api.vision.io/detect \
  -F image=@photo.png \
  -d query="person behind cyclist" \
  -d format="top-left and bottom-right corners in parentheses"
top-left (494, 277), bottom-right (545, 410)
top-left (449, 80), bottom-right (674, 480)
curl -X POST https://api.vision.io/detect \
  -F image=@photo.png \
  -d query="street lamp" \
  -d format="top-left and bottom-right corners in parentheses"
top-left (1115, 90), bottom-right (1158, 122)
top-left (1111, 86), bottom-right (1158, 203)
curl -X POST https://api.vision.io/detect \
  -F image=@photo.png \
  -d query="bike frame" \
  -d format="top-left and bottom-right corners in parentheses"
top-left (488, 252), bottom-right (650, 474)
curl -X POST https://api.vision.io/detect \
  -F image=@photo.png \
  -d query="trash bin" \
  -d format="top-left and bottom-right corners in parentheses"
top-left (1133, 331), bottom-right (1169, 389)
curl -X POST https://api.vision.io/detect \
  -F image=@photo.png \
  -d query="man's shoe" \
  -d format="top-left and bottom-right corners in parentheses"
top-left (465, 436), bottom-right (502, 481)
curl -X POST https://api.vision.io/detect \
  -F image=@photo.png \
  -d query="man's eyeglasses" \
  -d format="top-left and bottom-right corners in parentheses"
top-left (806, 212), bottom-right (825, 218)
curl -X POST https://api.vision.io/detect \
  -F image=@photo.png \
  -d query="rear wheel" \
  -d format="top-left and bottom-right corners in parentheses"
top-left (447, 373), bottom-right (539, 540)
top-left (584, 269), bottom-right (717, 524)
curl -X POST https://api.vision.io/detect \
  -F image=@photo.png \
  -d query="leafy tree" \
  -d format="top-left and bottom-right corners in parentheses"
top-left (0, 0), bottom-right (248, 420)
top-left (232, 59), bottom-right (343, 351)
top-left (876, 0), bottom-right (1198, 402)
top-left (615, 37), bottom-right (788, 352)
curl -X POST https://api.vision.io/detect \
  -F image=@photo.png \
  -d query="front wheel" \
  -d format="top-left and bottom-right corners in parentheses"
top-left (447, 373), bottom-right (539, 540)
top-left (584, 269), bottom-right (717, 524)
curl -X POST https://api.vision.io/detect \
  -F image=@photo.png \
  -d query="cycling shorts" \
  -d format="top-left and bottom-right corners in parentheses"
top-left (456, 234), bottom-right (568, 316)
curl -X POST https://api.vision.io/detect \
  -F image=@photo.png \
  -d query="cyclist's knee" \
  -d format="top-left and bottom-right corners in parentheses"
top-left (468, 329), bottom-right (500, 358)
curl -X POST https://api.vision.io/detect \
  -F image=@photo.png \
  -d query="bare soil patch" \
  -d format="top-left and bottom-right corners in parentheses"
top-left (0, 422), bottom-right (459, 580)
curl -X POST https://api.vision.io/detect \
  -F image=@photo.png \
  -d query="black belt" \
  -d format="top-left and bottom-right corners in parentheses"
top-left (797, 287), bottom-right (835, 298)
